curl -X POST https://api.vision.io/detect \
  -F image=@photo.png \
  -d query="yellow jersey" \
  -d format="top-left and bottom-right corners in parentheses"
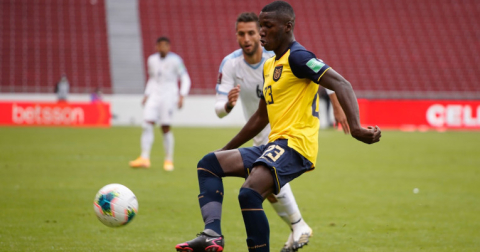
top-left (262, 42), bottom-right (331, 166)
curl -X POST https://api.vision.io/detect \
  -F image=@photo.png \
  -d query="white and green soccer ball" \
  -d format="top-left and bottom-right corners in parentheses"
top-left (93, 183), bottom-right (138, 227)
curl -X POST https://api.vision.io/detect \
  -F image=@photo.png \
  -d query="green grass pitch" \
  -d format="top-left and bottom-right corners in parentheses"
top-left (0, 126), bottom-right (479, 251)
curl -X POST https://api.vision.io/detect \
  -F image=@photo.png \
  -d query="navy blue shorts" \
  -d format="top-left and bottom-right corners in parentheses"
top-left (238, 139), bottom-right (313, 194)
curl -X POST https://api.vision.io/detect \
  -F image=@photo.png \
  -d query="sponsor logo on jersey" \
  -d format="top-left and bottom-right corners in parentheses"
top-left (217, 73), bottom-right (223, 84)
top-left (306, 58), bottom-right (325, 73)
top-left (273, 65), bottom-right (283, 82)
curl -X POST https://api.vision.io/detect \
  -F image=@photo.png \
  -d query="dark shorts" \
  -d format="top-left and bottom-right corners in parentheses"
top-left (238, 139), bottom-right (313, 194)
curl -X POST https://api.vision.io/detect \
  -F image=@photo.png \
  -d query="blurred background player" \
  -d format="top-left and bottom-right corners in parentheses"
top-left (54, 74), bottom-right (69, 103)
top-left (90, 87), bottom-right (103, 103)
top-left (214, 12), bottom-right (349, 251)
top-left (129, 36), bottom-right (191, 171)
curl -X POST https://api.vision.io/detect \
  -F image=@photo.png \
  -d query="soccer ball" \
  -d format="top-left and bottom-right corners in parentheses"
top-left (93, 183), bottom-right (138, 227)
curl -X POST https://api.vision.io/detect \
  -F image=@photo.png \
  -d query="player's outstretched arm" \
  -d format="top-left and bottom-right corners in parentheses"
top-left (319, 69), bottom-right (381, 144)
top-left (222, 99), bottom-right (269, 150)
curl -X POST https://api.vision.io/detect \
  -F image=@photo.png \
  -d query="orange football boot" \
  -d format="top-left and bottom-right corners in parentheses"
top-left (163, 160), bottom-right (174, 171)
top-left (129, 157), bottom-right (150, 168)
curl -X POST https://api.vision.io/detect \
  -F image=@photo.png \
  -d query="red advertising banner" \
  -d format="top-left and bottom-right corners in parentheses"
top-left (0, 101), bottom-right (110, 127)
top-left (358, 99), bottom-right (480, 130)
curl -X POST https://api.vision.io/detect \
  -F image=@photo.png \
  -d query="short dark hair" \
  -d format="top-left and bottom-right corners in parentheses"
top-left (236, 12), bottom-right (259, 30)
top-left (156, 36), bottom-right (170, 44)
top-left (261, 1), bottom-right (295, 28)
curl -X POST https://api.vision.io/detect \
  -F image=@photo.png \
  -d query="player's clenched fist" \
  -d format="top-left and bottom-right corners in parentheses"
top-left (225, 85), bottom-right (241, 112)
top-left (351, 126), bottom-right (381, 144)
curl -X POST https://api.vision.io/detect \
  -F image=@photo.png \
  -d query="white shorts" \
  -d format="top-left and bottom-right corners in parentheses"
top-left (143, 96), bottom-right (176, 125)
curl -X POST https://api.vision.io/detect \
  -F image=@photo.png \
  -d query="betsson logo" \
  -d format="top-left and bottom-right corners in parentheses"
top-left (426, 104), bottom-right (480, 127)
top-left (12, 104), bottom-right (85, 125)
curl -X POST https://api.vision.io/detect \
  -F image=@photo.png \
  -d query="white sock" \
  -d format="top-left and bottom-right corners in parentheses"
top-left (140, 122), bottom-right (154, 159)
top-left (273, 183), bottom-right (302, 225)
top-left (163, 131), bottom-right (174, 162)
top-left (271, 201), bottom-right (291, 227)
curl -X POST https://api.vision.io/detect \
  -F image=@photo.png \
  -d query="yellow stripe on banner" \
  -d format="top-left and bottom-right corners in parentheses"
top-left (241, 208), bottom-right (264, 211)
top-left (317, 67), bottom-right (332, 82)
top-left (197, 168), bottom-right (219, 178)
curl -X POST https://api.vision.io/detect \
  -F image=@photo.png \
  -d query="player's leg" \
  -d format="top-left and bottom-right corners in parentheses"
top-left (175, 149), bottom-right (249, 252)
top-left (267, 194), bottom-right (289, 224)
top-left (271, 183), bottom-right (312, 252)
top-left (129, 121), bottom-right (155, 168)
top-left (254, 131), bottom-right (293, 225)
top-left (248, 139), bottom-right (313, 252)
top-left (159, 99), bottom-right (175, 171)
top-left (239, 164), bottom-right (275, 252)
top-left (130, 99), bottom-right (158, 168)
top-left (254, 131), bottom-right (312, 251)
top-left (160, 125), bottom-right (174, 171)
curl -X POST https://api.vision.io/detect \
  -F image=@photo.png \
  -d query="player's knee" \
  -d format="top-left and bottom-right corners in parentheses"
top-left (238, 187), bottom-right (263, 208)
top-left (142, 121), bottom-right (154, 130)
top-left (238, 188), bottom-right (250, 205)
top-left (197, 153), bottom-right (224, 177)
top-left (160, 125), bottom-right (170, 133)
top-left (266, 194), bottom-right (278, 203)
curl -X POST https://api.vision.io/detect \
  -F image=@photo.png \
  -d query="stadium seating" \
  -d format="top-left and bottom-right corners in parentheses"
top-left (138, 0), bottom-right (480, 98)
top-left (0, 0), bottom-right (112, 94)
top-left (1, 0), bottom-right (479, 98)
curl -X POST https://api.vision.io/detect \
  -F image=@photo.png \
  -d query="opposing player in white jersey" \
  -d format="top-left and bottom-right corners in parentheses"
top-left (214, 13), bottom-right (349, 252)
top-left (130, 36), bottom-right (191, 171)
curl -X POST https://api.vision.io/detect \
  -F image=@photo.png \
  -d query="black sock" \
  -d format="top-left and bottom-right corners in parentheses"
top-left (197, 153), bottom-right (224, 235)
top-left (238, 187), bottom-right (269, 252)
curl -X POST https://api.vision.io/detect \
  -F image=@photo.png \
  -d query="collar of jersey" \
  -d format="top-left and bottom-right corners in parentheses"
top-left (275, 41), bottom-right (296, 61)
top-left (158, 52), bottom-right (170, 59)
top-left (243, 57), bottom-right (266, 70)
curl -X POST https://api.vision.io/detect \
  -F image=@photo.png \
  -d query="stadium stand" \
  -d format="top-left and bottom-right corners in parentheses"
top-left (138, 0), bottom-right (480, 98)
top-left (1, 0), bottom-right (479, 98)
top-left (0, 0), bottom-right (111, 94)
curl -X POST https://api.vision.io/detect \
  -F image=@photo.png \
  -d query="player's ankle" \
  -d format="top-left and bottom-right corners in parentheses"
top-left (203, 229), bottom-right (221, 237)
top-left (288, 212), bottom-right (303, 226)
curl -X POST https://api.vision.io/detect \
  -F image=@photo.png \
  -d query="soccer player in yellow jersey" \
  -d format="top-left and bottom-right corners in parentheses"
top-left (175, 1), bottom-right (381, 252)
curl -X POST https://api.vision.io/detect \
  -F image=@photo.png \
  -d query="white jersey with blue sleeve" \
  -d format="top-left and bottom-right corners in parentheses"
top-left (215, 49), bottom-right (275, 146)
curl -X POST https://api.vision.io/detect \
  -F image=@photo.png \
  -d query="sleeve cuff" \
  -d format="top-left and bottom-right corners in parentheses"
top-left (316, 67), bottom-right (332, 83)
